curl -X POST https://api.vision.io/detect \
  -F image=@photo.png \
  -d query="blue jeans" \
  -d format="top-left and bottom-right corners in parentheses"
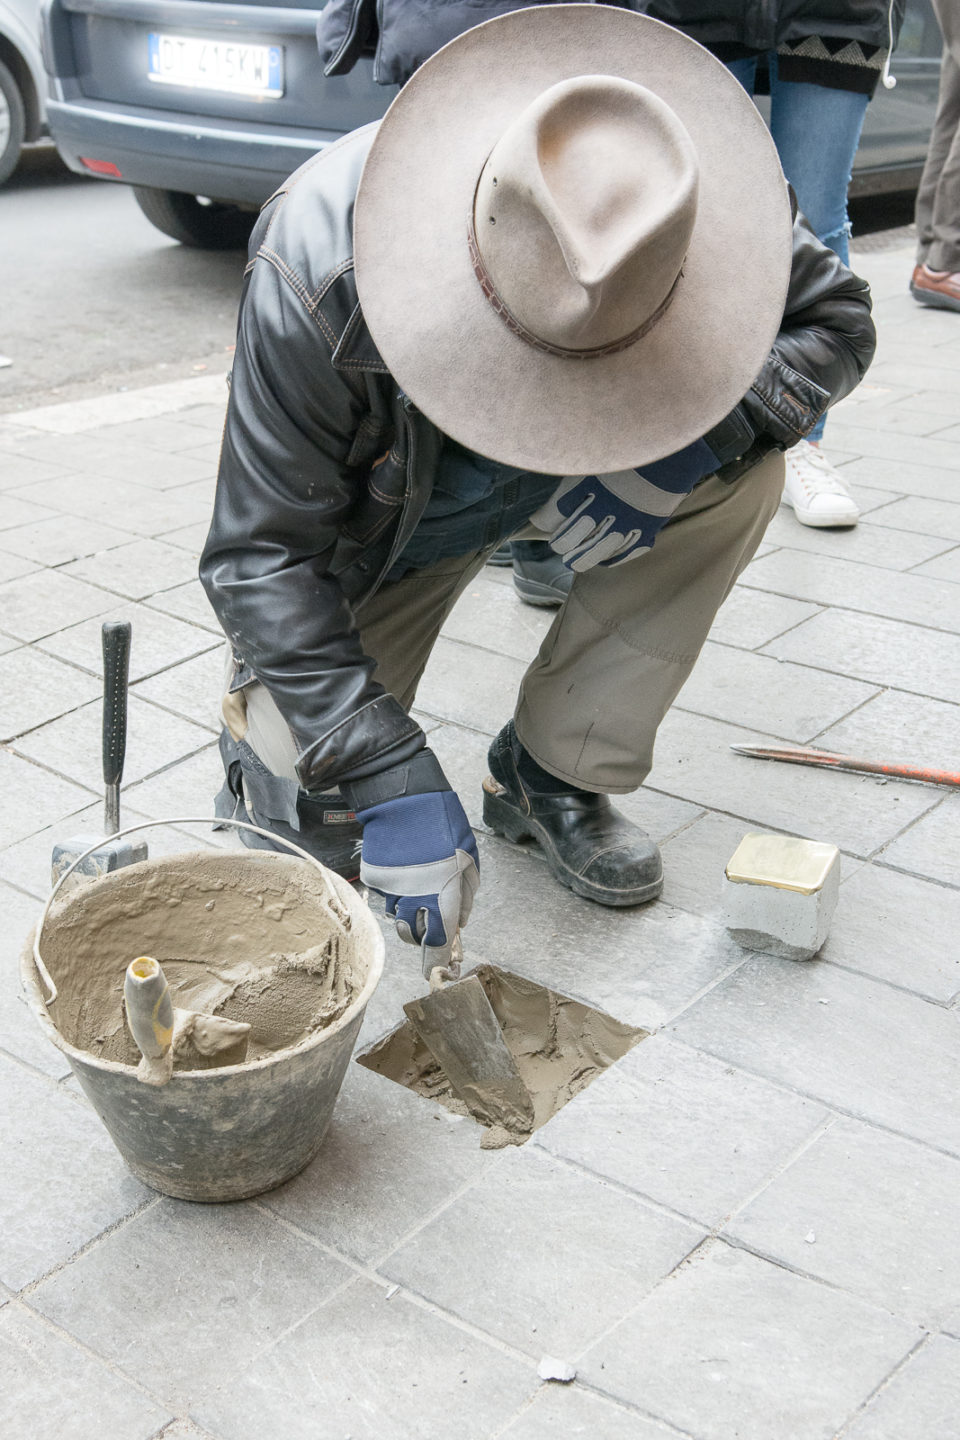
top-left (725, 54), bottom-right (869, 442)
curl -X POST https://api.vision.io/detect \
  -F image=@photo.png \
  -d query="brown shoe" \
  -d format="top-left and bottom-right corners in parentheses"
top-left (910, 264), bottom-right (960, 313)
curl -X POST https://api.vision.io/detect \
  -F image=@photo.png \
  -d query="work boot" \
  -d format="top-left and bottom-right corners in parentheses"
top-left (482, 722), bottom-right (662, 906)
top-left (509, 540), bottom-right (574, 607)
top-left (214, 730), bottom-right (362, 881)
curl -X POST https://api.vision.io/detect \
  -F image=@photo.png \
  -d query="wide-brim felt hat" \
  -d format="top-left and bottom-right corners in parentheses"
top-left (354, 3), bottom-right (793, 475)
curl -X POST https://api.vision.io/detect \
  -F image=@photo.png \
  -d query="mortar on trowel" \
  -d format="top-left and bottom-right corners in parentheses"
top-left (21, 829), bottom-right (384, 1203)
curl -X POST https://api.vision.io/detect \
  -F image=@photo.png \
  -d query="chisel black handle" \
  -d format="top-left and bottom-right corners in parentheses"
top-left (102, 621), bottom-right (132, 794)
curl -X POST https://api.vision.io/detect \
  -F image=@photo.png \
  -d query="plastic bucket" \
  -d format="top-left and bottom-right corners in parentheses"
top-left (20, 837), bottom-right (383, 1203)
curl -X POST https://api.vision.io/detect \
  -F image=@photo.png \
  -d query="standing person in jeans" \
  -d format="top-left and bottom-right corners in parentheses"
top-left (911, 0), bottom-right (960, 312)
top-left (636, 0), bottom-right (904, 528)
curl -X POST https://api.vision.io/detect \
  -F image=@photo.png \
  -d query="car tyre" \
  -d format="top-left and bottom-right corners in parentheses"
top-left (0, 59), bottom-right (26, 188)
top-left (132, 187), bottom-right (256, 249)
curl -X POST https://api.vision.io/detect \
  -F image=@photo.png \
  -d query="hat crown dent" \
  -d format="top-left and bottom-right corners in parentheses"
top-left (473, 75), bottom-right (700, 352)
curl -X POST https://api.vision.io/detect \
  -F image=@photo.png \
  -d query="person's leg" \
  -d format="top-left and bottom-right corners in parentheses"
top-left (217, 547), bottom-right (493, 866)
top-left (915, 46), bottom-right (960, 267)
top-left (510, 452), bottom-right (784, 792)
top-left (912, 37), bottom-right (960, 307)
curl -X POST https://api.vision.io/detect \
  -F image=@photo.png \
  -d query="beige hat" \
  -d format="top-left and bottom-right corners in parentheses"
top-left (354, 3), bottom-right (793, 475)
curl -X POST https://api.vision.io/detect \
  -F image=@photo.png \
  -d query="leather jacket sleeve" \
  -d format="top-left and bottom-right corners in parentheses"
top-left (199, 199), bottom-right (426, 795)
top-left (708, 204), bottom-right (876, 481)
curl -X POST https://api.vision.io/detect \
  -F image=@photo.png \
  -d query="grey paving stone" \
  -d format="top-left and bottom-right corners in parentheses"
top-left (95, 415), bottom-right (223, 453)
top-left (0, 515), bottom-right (135, 566)
top-left (0, 881), bottom-right (71, 1079)
top-left (823, 423), bottom-right (960, 473)
top-left (0, 1052), bottom-right (151, 1289)
top-left (467, 833), bottom-right (748, 1031)
top-left (760, 510), bottom-right (952, 570)
top-left (0, 447), bottom-right (70, 489)
top-left (383, 1146), bottom-right (702, 1358)
top-left (417, 634), bottom-right (528, 734)
top-left (64, 538), bottom-right (200, 599)
top-left (10, 474), bottom-right (213, 536)
top-left (498, 1384), bottom-right (682, 1438)
top-left (173, 402), bottom-right (228, 433)
top-left (746, 550), bottom-right (960, 634)
top-left (670, 956), bottom-right (960, 1157)
top-left (30, 1200), bottom-right (352, 1410)
top-left (538, 1035), bottom-right (828, 1227)
top-left (158, 521), bottom-right (209, 553)
top-left (764, 609), bottom-right (960, 706)
top-left (178, 439), bottom-right (222, 467)
top-left (15, 432), bottom-right (214, 490)
top-left (0, 1303), bottom-right (171, 1440)
top-left (816, 689), bottom-right (960, 775)
top-left (0, 747), bottom-right (92, 848)
top-left (13, 693), bottom-right (214, 789)
top-left (644, 710), bottom-right (937, 857)
top-left (890, 388), bottom-right (960, 420)
top-left (441, 570), bottom-right (553, 663)
top-left (145, 579), bottom-right (222, 634)
top-left (828, 400), bottom-right (952, 438)
top-left (194, 1276), bottom-right (537, 1440)
top-left (123, 742), bottom-right (223, 820)
top-left (260, 1056), bottom-right (498, 1264)
top-left (727, 1118), bottom-right (960, 1328)
top-left (841, 1336), bottom-right (960, 1440)
top-left (822, 863), bottom-right (960, 1002)
top-left (675, 643), bottom-right (878, 743)
top-left (0, 550), bottom-right (36, 583)
top-left (862, 494), bottom-right (960, 541)
top-left (912, 546), bottom-right (960, 583)
top-left (838, 455), bottom-right (960, 503)
top-left (37, 600), bottom-right (219, 681)
top-left (578, 1244), bottom-right (918, 1440)
top-left (131, 649), bottom-right (222, 731)
top-left (707, 586), bottom-right (821, 650)
top-left (0, 646), bottom-right (102, 741)
top-left (878, 796), bottom-right (960, 889)
top-left (0, 492), bottom-right (56, 531)
top-left (0, 569), bottom-right (115, 642)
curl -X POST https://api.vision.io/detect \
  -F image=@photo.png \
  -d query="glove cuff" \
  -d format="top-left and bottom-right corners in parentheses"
top-left (341, 747), bottom-right (450, 812)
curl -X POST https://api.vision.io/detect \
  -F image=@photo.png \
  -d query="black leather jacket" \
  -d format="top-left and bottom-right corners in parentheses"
top-left (199, 124), bottom-right (876, 796)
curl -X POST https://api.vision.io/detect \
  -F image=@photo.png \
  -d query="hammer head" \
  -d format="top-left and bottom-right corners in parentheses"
top-left (51, 835), bottom-right (149, 891)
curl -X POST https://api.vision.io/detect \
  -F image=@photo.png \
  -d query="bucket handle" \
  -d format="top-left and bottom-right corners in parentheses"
top-left (32, 817), bottom-right (349, 1006)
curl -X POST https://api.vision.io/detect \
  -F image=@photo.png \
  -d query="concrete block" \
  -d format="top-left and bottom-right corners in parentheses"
top-left (841, 1336), bottom-right (960, 1440)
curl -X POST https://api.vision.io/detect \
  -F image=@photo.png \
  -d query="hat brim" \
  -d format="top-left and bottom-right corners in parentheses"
top-left (354, 4), bottom-right (793, 474)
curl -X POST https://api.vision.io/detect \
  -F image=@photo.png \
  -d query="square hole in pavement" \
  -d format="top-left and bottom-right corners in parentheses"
top-left (357, 964), bottom-right (646, 1148)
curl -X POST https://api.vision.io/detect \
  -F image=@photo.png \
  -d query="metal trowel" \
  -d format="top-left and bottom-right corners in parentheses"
top-left (403, 936), bottom-right (535, 1135)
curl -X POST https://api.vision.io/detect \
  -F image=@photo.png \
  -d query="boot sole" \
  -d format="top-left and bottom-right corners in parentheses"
top-left (511, 576), bottom-right (567, 607)
top-left (910, 285), bottom-right (960, 313)
top-left (482, 778), bottom-right (662, 907)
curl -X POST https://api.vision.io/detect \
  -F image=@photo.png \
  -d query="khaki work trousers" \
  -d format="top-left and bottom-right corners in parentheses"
top-left (224, 452), bottom-right (785, 795)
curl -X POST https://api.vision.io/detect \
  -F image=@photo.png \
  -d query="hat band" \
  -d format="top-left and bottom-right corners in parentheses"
top-left (467, 216), bottom-right (682, 361)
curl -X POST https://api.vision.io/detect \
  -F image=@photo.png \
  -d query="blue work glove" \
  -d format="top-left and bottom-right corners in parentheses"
top-left (342, 750), bottom-right (480, 972)
top-left (530, 438), bottom-right (720, 572)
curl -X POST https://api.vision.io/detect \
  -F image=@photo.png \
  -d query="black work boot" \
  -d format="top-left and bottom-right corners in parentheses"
top-left (214, 730), bottom-right (362, 881)
top-left (482, 723), bottom-right (662, 907)
top-left (509, 540), bottom-right (574, 608)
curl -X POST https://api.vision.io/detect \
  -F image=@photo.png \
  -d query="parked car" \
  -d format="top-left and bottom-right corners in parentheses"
top-left (39, 0), bottom-right (943, 247)
top-left (0, 0), bottom-right (46, 186)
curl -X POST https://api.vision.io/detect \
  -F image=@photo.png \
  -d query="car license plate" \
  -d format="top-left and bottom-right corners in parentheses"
top-left (147, 33), bottom-right (284, 98)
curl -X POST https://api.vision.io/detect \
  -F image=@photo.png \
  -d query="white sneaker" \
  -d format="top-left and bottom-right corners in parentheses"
top-left (782, 441), bottom-right (860, 528)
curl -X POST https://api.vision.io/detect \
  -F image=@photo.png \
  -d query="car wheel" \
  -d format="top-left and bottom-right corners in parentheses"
top-left (0, 60), bottom-right (26, 188)
top-left (132, 187), bottom-right (256, 249)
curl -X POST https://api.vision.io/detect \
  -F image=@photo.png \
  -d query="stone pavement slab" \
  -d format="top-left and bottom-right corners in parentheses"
top-left (0, 514), bottom-right (137, 565)
top-left (0, 646), bottom-right (103, 742)
top-left (536, 1034), bottom-right (829, 1227)
top-left (28, 1200), bottom-right (354, 1410)
top-left (816, 688), bottom-right (960, 772)
top-left (840, 1336), bottom-right (960, 1440)
top-left (0, 746), bottom-right (93, 849)
top-left (746, 549), bottom-right (960, 634)
top-left (0, 568), bottom-right (116, 642)
top-left (670, 957), bottom-right (960, 1157)
top-left (705, 586), bottom-right (821, 650)
top-left (193, 1277), bottom-right (539, 1440)
top-left (36, 599), bottom-right (218, 681)
top-left (498, 1386), bottom-right (687, 1439)
top-left (381, 1146), bottom-right (703, 1359)
top-left (64, 537), bottom-right (200, 600)
top-left (727, 1117), bottom-right (960, 1329)
top-left (763, 608), bottom-right (960, 705)
top-left (877, 794), bottom-right (960, 889)
top-left (760, 507), bottom-right (953, 569)
top-left (862, 494), bottom-right (960, 540)
top-left (0, 1303), bottom-right (171, 1440)
top-left (578, 1244), bottom-right (919, 1440)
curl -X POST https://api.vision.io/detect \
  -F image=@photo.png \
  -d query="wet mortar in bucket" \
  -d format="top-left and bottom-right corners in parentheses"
top-left (20, 850), bottom-right (384, 1203)
top-left (358, 963), bottom-right (647, 1150)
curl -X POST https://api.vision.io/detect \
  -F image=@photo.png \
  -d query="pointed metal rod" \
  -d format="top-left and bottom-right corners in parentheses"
top-left (730, 742), bottom-right (960, 790)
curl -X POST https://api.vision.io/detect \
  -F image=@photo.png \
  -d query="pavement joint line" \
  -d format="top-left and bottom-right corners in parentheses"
top-left (124, 691), bottom-right (221, 737)
top-left (871, 854), bottom-right (960, 896)
top-left (656, 950), bottom-right (752, 1030)
top-left (820, 955), bottom-right (960, 1010)
top-left (1, 741), bottom-right (100, 797)
top-left (7, 1295), bottom-right (179, 1425)
top-left (739, 581), bottom-right (960, 638)
top-left (804, 686), bottom-right (891, 747)
top-left (664, 1033), bottom-right (960, 1167)
top-left (831, 1332), bottom-right (935, 1440)
top-left (527, 1142), bottom-right (716, 1233)
top-left (16, 1192), bottom-right (163, 1303)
